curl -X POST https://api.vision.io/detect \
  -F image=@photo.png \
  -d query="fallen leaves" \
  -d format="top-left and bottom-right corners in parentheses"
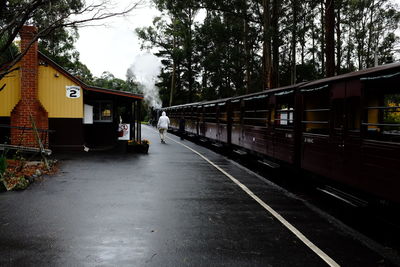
top-left (1, 159), bottom-right (59, 191)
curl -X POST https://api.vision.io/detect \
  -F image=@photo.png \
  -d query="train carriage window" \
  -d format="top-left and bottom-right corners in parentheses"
top-left (243, 95), bottom-right (269, 127)
top-left (204, 104), bottom-right (217, 123)
top-left (218, 103), bottom-right (228, 124)
top-left (197, 106), bottom-right (203, 120)
top-left (231, 99), bottom-right (242, 125)
top-left (190, 107), bottom-right (196, 120)
top-left (347, 97), bottom-right (361, 132)
top-left (301, 87), bottom-right (330, 135)
top-left (364, 89), bottom-right (400, 142)
top-left (274, 93), bottom-right (294, 129)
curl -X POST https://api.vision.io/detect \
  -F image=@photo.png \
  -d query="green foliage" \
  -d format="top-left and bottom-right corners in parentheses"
top-left (0, 156), bottom-right (6, 177)
top-left (136, 0), bottom-right (400, 105)
top-left (3, 176), bottom-right (29, 191)
top-left (89, 71), bottom-right (140, 93)
top-left (13, 177), bottom-right (30, 191)
top-left (38, 25), bottom-right (95, 84)
top-left (384, 94), bottom-right (400, 124)
top-left (136, 0), bottom-right (201, 105)
top-left (0, 35), bottom-right (18, 64)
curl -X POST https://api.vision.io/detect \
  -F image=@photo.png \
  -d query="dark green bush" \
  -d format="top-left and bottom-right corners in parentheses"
top-left (0, 156), bottom-right (6, 177)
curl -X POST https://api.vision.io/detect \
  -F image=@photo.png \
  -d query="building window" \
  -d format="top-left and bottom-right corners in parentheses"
top-left (93, 101), bottom-right (113, 122)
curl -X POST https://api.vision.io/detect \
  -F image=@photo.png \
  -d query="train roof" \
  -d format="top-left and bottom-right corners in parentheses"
top-left (161, 63), bottom-right (400, 110)
top-left (230, 82), bottom-right (307, 101)
top-left (300, 62), bottom-right (400, 89)
top-left (162, 102), bottom-right (203, 110)
top-left (200, 97), bottom-right (233, 106)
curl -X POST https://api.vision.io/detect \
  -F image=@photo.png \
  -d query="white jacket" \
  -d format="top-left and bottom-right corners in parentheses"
top-left (157, 111), bottom-right (170, 129)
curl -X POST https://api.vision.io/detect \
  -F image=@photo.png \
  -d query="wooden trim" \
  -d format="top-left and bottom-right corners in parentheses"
top-left (85, 86), bottom-right (143, 100)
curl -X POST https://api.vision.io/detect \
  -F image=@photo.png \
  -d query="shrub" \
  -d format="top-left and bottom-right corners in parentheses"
top-left (0, 156), bottom-right (6, 177)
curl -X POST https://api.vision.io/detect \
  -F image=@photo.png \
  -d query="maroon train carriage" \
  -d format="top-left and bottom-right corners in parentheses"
top-left (164, 102), bottom-right (202, 135)
top-left (184, 104), bottom-right (198, 136)
top-left (228, 84), bottom-right (301, 165)
top-left (202, 102), bottom-right (218, 141)
top-left (299, 62), bottom-right (400, 204)
top-left (164, 106), bottom-right (180, 131)
top-left (230, 91), bottom-right (270, 156)
top-left (269, 85), bottom-right (298, 164)
top-left (195, 98), bottom-right (231, 144)
top-left (158, 62), bottom-right (400, 205)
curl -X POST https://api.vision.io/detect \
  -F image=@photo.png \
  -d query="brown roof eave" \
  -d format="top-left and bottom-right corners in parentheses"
top-left (85, 86), bottom-right (143, 100)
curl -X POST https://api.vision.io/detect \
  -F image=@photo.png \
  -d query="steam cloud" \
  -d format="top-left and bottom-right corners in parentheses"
top-left (128, 53), bottom-right (162, 108)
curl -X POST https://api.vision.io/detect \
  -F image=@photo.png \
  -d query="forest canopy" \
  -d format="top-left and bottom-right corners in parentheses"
top-left (136, 0), bottom-right (400, 107)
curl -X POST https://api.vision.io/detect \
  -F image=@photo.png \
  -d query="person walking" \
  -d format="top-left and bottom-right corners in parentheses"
top-left (157, 111), bottom-right (170, 143)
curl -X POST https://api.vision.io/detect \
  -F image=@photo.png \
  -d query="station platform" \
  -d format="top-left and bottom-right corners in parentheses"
top-left (0, 125), bottom-right (398, 266)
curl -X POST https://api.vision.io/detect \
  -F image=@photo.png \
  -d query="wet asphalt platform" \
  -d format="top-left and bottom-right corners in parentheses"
top-left (0, 125), bottom-right (399, 266)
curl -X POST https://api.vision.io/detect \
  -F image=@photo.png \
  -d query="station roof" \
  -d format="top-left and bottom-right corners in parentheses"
top-left (39, 52), bottom-right (144, 100)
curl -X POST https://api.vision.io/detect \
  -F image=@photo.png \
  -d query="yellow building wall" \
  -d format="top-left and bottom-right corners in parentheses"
top-left (0, 67), bottom-right (21, 116)
top-left (38, 65), bottom-right (83, 118)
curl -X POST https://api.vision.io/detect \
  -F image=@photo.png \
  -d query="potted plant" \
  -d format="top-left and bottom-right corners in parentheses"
top-left (127, 139), bottom-right (150, 153)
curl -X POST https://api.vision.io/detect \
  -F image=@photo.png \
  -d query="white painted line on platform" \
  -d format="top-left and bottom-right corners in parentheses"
top-left (165, 135), bottom-right (340, 267)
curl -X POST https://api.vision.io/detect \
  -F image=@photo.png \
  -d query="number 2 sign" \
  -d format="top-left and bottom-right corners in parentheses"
top-left (66, 86), bottom-right (81, 98)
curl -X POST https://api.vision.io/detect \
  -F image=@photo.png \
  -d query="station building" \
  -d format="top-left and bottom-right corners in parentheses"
top-left (0, 26), bottom-right (143, 152)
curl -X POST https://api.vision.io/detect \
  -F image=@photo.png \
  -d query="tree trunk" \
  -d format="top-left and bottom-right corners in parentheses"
top-left (263, 0), bottom-right (272, 89)
top-left (291, 0), bottom-right (297, 84)
top-left (335, 0), bottom-right (341, 74)
top-left (311, 7), bottom-right (316, 68)
top-left (347, 26), bottom-right (351, 70)
top-left (187, 9), bottom-right (194, 103)
top-left (244, 6), bottom-right (251, 94)
top-left (169, 35), bottom-right (176, 107)
top-left (325, 0), bottom-right (335, 77)
top-left (320, 0), bottom-right (325, 76)
top-left (271, 0), bottom-right (280, 88)
top-left (366, 0), bottom-right (375, 68)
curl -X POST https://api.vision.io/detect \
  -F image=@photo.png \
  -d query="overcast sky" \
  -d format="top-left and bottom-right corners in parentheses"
top-left (75, 0), bottom-right (161, 80)
top-left (76, 0), bottom-right (400, 81)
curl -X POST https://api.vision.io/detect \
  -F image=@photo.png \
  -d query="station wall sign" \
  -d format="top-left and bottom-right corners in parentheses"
top-left (66, 86), bottom-right (81, 98)
top-left (118, 124), bottom-right (130, 140)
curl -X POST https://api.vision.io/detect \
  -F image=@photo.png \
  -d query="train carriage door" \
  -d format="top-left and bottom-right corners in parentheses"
top-left (204, 104), bottom-right (217, 140)
top-left (188, 106), bottom-right (196, 135)
top-left (218, 102), bottom-right (228, 143)
top-left (230, 99), bottom-right (242, 147)
top-left (344, 80), bottom-right (362, 184)
top-left (241, 94), bottom-right (269, 155)
top-left (273, 90), bottom-right (295, 163)
top-left (198, 105), bottom-right (205, 137)
top-left (330, 82), bottom-right (347, 182)
top-left (331, 80), bottom-right (362, 185)
top-left (300, 86), bottom-right (331, 177)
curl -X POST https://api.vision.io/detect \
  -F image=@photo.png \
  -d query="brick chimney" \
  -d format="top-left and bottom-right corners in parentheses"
top-left (10, 26), bottom-right (49, 147)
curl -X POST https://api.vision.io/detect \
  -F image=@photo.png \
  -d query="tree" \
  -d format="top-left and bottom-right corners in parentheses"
top-left (136, 16), bottom-right (182, 106)
top-left (137, 0), bottom-right (201, 105)
top-left (38, 25), bottom-right (94, 83)
top-left (325, 0), bottom-right (335, 77)
top-left (0, 0), bottom-right (143, 80)
top-left (262, 0), bottom-right (273, 89)
top-left (135, 0), bottom-right (399, 105)
top-left (90, 71), bottom-right (139, 93)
